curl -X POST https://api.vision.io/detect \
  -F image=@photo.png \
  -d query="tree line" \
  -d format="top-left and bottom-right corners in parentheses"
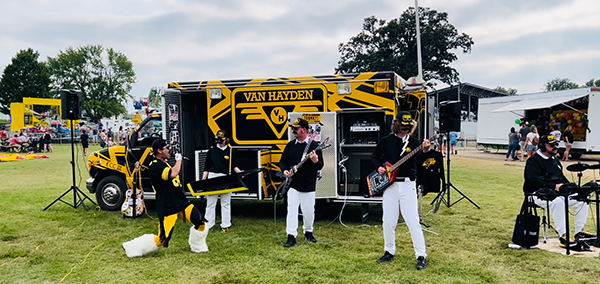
top-left (0, 45), bottom-right (136, 122)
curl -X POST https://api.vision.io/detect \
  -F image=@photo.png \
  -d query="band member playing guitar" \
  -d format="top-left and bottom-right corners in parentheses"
top-left (371, 111), bottom-right (430, 270)
top-left (279, 118), bottom-right (324, 248)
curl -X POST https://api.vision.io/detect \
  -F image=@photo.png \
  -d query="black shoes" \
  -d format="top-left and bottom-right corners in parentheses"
top-left (575, 231), bottom-right (597, 241)
top-left (377, 251), bottom-right (395, 263)
top-left (284, 235), bottom-right (296, 248)
top-left (305, 232), bottom-right (317, 243)
top-left (559, 235), bottom-right (577, 248)
top-left (416, 256), bottom-right (428, 270)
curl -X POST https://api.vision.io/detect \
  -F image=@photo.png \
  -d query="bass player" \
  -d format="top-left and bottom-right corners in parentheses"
top-left (279, 118), bottom-right (324, 248)
top-left (371, 111), bottom-right (430, 270)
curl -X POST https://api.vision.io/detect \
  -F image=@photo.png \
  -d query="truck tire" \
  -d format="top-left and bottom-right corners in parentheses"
top-left (96, 176), bottom-right (126, 211)
top-left (570, 153), bottom-right (582, 159)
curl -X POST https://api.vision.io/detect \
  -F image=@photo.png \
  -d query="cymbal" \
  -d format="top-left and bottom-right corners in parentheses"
top-left (588, 163), bottom-right (600, 170)
top-left (566, 162), bottom-right (590, 172)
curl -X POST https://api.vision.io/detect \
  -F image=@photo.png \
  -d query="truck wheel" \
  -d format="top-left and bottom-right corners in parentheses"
top-left (96, 176), bottom-right (126, 211)
top-left (571, 153), bottom-right (582, 159)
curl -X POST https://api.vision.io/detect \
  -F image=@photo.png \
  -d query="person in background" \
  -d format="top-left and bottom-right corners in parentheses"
top-left (42, 130), bottom-right (53, 153)
top-left (80, 130), bottom-right (90, 155)
top-left (563, 125), bottom-right (574, 161)
top-left (518, 121), bottom-right (531, 161)
top-left (9, 134), bottom-right (22, 152)
top-left (524, 125), bottom-right (539, 162)
top-left (550, 125), bottom-right (562, 141)
top-left (0, 127), bottom-right (8, 143)
top-left (506, 127), bottom-right (519, 161)
top-left (99, 130), bottom-right (107, 148)
top-left (449, 131), bottom-right (458, 155)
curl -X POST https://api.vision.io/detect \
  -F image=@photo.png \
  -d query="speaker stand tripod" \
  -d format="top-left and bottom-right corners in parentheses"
top-left (431, 131), bottom-right (480, 210)
top-left (44, 119), bottom-right (97, 211)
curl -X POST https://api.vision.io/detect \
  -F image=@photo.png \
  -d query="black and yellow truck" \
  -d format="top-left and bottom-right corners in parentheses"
top-left (87, 71), bottom-right (428, 211)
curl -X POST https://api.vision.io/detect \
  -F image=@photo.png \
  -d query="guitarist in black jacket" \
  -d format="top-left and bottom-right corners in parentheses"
top-left (279, 118), bottom-right (324, 248)
top-left (371, 111), bottom-right (430, 270)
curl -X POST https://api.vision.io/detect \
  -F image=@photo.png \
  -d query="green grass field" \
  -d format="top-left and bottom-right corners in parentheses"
top-left (1, 145), bottom-right (600, 283)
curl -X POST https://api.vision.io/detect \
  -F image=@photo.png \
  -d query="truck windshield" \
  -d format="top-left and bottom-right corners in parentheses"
top-left (134, 117), bottom-right (163, 147)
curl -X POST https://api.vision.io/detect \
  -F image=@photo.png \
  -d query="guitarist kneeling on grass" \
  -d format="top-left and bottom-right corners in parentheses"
top-left (371, 111), bottom-right (430, 270)
top-left (280, 118), bottom-right (324, 248)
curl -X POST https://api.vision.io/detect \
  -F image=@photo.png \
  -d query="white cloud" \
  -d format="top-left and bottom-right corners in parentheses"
top-left (457, 49), bottom-right (600, 77)
top-left (462, 0), bottom-right (600, 45)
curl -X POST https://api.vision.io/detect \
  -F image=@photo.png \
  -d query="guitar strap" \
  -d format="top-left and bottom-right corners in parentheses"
top-left (228, 146), bottom-right (232, 175)
top-left (300, 137), bottom-right (312, 160)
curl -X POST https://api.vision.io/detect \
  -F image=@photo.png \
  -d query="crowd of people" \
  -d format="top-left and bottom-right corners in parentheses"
top-left (506, 118), bottom-right (576, 162)
top-left (0, 126), bottom-right (53, 153)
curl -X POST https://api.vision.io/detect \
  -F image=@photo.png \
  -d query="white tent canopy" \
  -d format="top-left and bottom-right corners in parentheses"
top-left (491, 93), bottom-right (588, 113)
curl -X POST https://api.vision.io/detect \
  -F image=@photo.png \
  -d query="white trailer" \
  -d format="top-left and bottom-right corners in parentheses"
top-left (477, 87), bottom-right (600, 158)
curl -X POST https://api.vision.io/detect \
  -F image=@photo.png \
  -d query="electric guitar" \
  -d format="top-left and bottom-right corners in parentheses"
top-left (367, 136), bottom-right (435, 197)
top-left (276, 137), bottom-right (331, 199)
top-left (121, 162), bottom-right (144, 218)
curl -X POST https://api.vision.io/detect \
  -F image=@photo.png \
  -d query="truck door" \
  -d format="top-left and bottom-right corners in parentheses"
top-left (129, 116), bottom-right (163, 191)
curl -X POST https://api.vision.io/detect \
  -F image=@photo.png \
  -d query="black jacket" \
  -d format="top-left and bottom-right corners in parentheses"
top-left (279, 139), bottom-right (324, 192)
top-left (416, 150), bottom-right (445, 194)
top-left (523, 151), bottom-right (569, 195)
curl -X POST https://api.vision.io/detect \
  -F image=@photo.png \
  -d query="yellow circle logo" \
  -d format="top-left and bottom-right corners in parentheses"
top-left (270, 107), bottom-right (287, 124)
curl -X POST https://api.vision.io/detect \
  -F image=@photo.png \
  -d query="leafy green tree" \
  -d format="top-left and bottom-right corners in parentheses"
top-left (47, 45), bottom-right (136, 122)
top-left (0, 48), bottom-right (51, 114)
top-left (583, 78), bottom-right (600, 87)
top-left (336, 7), bottom-right (474, 84)
top-left (543, 78), bottom-right (579, 92)
top-left (494, 86), bottom-right (518, 95)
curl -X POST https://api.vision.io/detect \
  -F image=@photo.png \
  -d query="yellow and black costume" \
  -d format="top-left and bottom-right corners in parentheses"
top-left (123, 138), bottom-right (208, 257)
top-left (149, 159), bottom-right (205, 247)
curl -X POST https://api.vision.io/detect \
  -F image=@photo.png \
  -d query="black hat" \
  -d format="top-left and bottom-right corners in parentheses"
top-left (396, 111), bottom-right (414, 125)
top-left (539, 135), bottom-right (558, 145)
top-left (152, 138), bottom-right (168, 152)
top-left (216, 130), bottom-right (229, 139)
top-left (290, 118), bottom-right (309, 129)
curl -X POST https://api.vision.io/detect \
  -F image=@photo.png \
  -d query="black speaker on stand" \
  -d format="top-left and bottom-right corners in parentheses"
top-left (44, 90), bottom-right (96, 211)
top-left (432, 101), bottom-right (480, 210)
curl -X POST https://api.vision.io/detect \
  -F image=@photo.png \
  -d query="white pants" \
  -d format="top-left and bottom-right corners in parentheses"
top-left (205, 172), bottom-right (232, 229)
top-left (382, 180), bottom-right (427, 258)
top-left (530, 195), bottom-right (588, 236)
top-left (286, 188), bottom-right (315, 237)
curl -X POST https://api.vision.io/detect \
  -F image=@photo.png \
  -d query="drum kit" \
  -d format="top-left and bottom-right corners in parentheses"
top-left (564, 161), bottom-right (600, 251)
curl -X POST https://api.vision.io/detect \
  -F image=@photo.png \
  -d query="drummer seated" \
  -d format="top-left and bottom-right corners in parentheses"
top-left (523, 135), bottom-right (596, 247)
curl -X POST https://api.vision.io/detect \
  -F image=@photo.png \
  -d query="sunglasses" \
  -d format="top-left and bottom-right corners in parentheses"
top-left (161, 145), bottom-right (170, 150)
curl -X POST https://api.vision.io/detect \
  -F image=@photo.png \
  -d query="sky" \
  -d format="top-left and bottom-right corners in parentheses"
top-left (1, 0), bottom-right (599, 114)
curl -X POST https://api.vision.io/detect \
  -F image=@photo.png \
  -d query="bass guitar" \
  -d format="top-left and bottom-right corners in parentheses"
top-left (275, 137), bottom-right (331, 199)
top-left (367, 136), bottom-right (435, 197)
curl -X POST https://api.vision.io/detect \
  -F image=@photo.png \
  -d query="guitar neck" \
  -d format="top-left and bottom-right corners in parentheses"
top-left (289, 138), bottom-right (331, 175)
top-left (388, 135), bottom-right (436, 172)
top-left (389, 144), bottom-right (423, 172)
